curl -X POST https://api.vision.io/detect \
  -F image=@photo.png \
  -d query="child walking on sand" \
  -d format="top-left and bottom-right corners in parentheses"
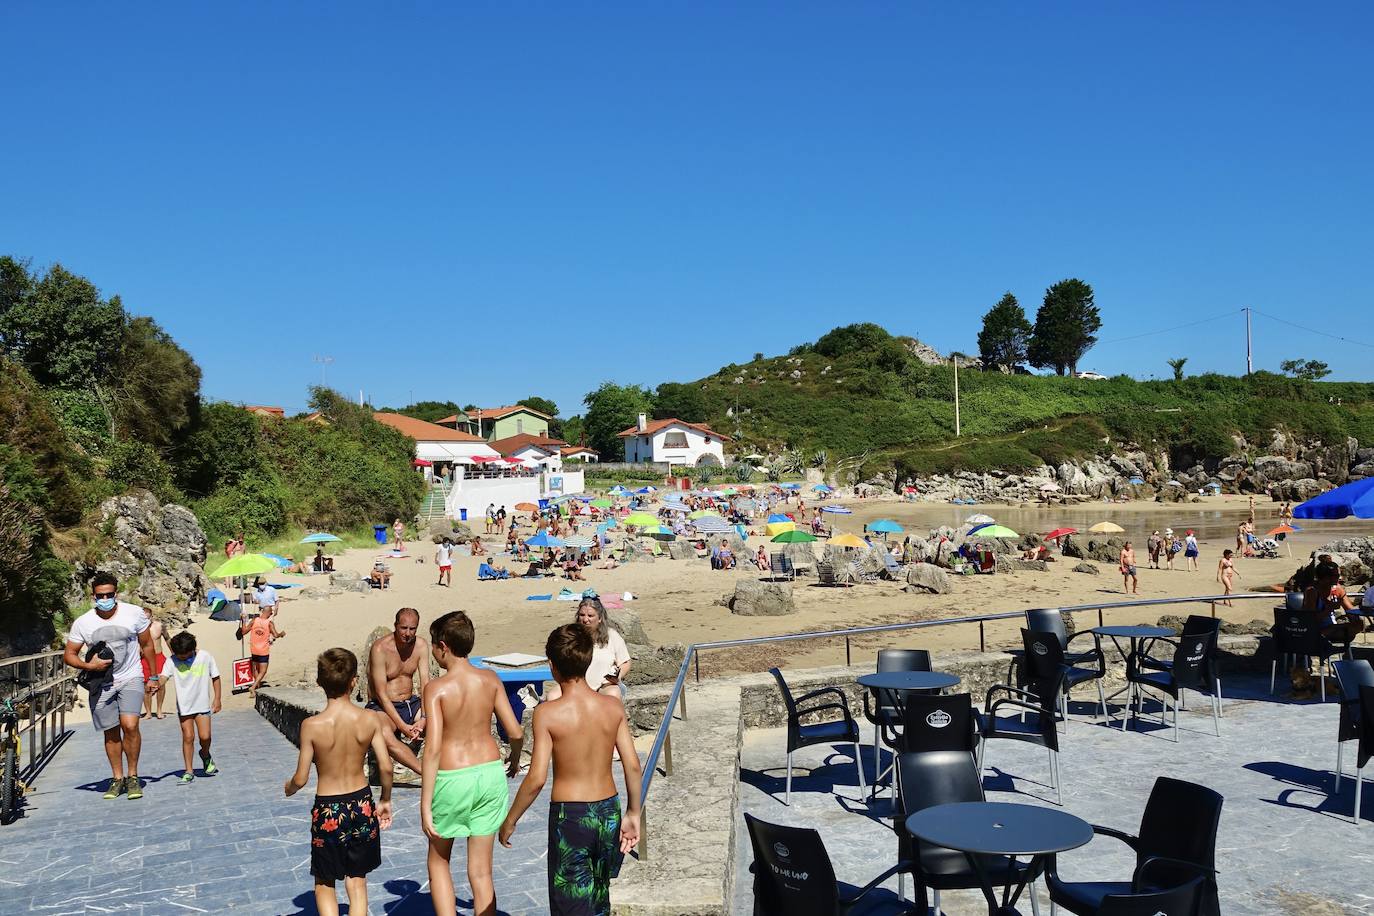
top-left (160, 631), bottom-right (221, 782)
top-left (421, 612), bottom-right (525, 916)
top-left (500, 623), bottom-right (642, 916)
top-left (285, 649), bottom-right (394, 916)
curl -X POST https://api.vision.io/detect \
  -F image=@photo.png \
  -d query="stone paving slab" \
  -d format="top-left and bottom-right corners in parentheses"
top-left (0, 708), bottom-right (559, 915)
top-left (734, 675), bottom-right (1372, 915)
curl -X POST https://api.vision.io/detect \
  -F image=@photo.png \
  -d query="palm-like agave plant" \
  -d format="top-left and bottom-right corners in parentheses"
top-left (765, 461), bottom-right (783, 482)
top-left (696, 464), bottom-right (717, 484)
top-left (779, 449), bottom-right (804, 474)
top-left (731, 462), bottom-right (754, 483)
top-left (810, 449), bottom-right (828, 469)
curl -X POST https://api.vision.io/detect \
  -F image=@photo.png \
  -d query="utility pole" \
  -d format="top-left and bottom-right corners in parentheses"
top-left (1243, 308), bottom-right (1252, 375)
top-left (953, 358), bottom-right (961, 437)
top-left (313, 354), bottom-right (334, 387)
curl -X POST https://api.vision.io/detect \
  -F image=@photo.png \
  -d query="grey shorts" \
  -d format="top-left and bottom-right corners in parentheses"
top-left (90, 679), bottom-right (144, 731)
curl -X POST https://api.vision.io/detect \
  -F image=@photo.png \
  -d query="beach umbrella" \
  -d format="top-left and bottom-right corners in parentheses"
top-left (821, 506), bottom-right (853, 515)
top-left (412, 459), bottom-right (432, 467)
top-left (1128, 477), bottom-right (1145, 485)
top-left (688, 509), bottom-right (721, 519)
top-left (965, 513), bottom-right (995, 526)
top-left (662, 503), bottom-right (690, 513)
top-left (866, 519), bottom-right (903, 534)
top-left (525, 532), bottom-right (565, 549)
top-left (812, 484), bottom-right (833, 492)
top-left (1166, 480), bottom-right (1183, 487)
top-left (300, 532), bottom-right (342, 544)
top-left (261, 553), bottom-right (294, 568)
top-left (829, 533), bottom-right (869, 549)
top-left (693, 516), bottom-right (732, 534)
top-left (733, 498), bottom-right (757, 512)
top-left (608, 485), bottom-right (631, 495)
top-left (1295, 478), bottom-right (1374, 519)
top-left (588, 498), bottom-right (613, 509)
top-left (972, 525), bottom-right (1019, 539)
top-left (469, 455), bottom-right (501, 463)
top-left (635, 485), bottom-right (658, 494)
top-left (1267, 524), bottom-right (1301, 536)
top-left (644, 525), bottom-right (677, 541)
top-left (623, 512), bottom-right (660, 528)
top-left (208, 553), bottom-right (280, 579)
top-left (563, 534), bottom-right (595, 550)
top-left (1043, 527), bottom-right (1078, 540)
top-left (967, 523), bottom-right (993, 536)
top-left (1204, 482), bottom-right (1222, 491)
top-left (515, 502), bottom-right (539, 511)
top-left (1088, 522), bottom-right (1126, 534)
top-left (742, 453), bottom-right (766, 461)
top-left (771, 529), bottom-right (818, 543)
top-left (780, 483), bottom-right (802, 491)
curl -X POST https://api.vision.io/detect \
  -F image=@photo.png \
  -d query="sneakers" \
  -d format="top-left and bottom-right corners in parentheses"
top-left (103, 777), bottom-right (125, 799)
top-left (125, 777), bottom-right (143, 800)
top-left (179, 772), bottom-right (195, 785)
top-left (200, 751), bottom-right (218, 775)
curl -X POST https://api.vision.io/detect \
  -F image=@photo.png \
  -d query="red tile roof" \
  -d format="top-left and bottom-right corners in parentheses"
top-left (243, 405), bottom-right (285, 417)
top-left (475, 405), bottom-right (552, 420)
top-left (561, 445), bottom-right (600, 456)
top-left (616, 418), bottom-right (731, 441)
top-left (373, 412), bottom-right (487, 442)
top-left (487, 433), bottom-right (569, 457)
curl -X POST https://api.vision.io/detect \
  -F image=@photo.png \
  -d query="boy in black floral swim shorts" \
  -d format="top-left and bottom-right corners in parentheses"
top-left (285, 648), bottom-right (395, 916)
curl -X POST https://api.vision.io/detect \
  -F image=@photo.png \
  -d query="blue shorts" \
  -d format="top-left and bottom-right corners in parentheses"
top-left (366, 695), bottom-right (421, 726)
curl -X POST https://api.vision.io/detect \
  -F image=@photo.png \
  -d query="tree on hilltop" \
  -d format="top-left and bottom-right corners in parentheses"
top-left (1028, 278), bottom-right (1101, 375)
top-left (1167, 357), bottom-right (1188, 381)
top-left (582, 382), bottom-right (656, 460)
top-left (1280, 358), bottom-right (1331, 381)
top-left (517, 396), bottom-right (558, 417)
top-left (653, 382), bottom-right (706, 423)
top-left (977, 292), bottom-right (1032, 371)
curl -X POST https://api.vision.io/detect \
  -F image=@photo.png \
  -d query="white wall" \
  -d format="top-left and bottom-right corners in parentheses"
top-left (443, 469), bottom-right (586, 522)
top-left (543, 469), bottom-right (584, 497)
top-left (636, 426), bottom-right (726, 466)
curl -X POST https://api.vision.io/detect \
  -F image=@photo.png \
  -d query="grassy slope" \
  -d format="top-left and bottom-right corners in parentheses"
top-left (685, 345), bottom-right (1374, 476)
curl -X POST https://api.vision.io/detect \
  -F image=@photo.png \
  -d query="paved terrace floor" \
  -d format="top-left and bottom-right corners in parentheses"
top-left (733, 674), bottom-right (1372, 915)
top-left (0, 708), bottom-right (560, 915)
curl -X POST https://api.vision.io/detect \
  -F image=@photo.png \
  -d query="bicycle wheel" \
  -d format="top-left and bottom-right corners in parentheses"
top-left (0, 739), bottom-right (15, 824)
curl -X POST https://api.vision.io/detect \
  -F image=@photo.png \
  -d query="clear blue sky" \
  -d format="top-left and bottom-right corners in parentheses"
top-left (3, 2), bottom-right (1371, 416)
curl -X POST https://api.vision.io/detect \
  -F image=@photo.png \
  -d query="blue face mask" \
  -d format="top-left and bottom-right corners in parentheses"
top-left (95, 597), bottom-right (117, 612)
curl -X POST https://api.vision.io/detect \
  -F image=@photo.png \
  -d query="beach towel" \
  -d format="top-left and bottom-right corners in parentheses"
top-left (556, 588), bottom-right (578, 601)
top-left (600, 597), bottom-right (624, 609)
top-left (525, 594), bottom-right (553, 601)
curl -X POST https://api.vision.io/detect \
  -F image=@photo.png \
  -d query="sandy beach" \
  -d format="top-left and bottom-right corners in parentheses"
top-left (107, 491), bottom-right (1358, 722)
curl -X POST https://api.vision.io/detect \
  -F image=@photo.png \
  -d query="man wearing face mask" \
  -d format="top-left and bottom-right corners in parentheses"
top-left (63, 572), bottom-right (159, 800)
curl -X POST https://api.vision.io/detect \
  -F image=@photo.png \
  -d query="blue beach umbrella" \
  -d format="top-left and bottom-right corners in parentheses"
top-left (780, 483), bottom-right (802, 491)
top-left (261, 553), bottom-right (293, 568)
top-left (300, 532), bottom-right (342, 544)
top-left (1204, 482), bottom-right (1222, 491)
top-left (812, 484), bottom-right (832, 492)
top-left (821, 506), bottom-right (853, 515)
top-left (1294, 478), bottom-right (1374, 520)
top-left (525, 532), bottom-right (565, 549)
top-left (967, 523), bottom-right (993, 536)
top-left (866, 519), bottom-right (903, 534)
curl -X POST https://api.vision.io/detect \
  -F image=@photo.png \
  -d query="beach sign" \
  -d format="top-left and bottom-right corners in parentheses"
top-left (231, 657), bottom-right (254, 694)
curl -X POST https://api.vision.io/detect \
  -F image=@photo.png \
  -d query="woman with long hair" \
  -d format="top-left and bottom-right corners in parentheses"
top-left (544, 598), bottom-right (633, 702)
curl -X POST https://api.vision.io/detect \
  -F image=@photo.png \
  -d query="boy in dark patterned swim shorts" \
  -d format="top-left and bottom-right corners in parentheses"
top-left (500, 624), bottom-right (643, 916)
top-left (285, 648), bottom-right (394, 916)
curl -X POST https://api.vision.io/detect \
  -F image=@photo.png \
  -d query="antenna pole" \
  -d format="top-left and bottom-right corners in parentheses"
top-left (1244, 308), bottom-right (1253, 375)
top-left (954, 359), bottom-right (961, 437)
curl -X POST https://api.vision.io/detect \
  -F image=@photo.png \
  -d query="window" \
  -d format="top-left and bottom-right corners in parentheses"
top-left (662, 431), bottom-right (689, 449)
top-left (516, 419), bottom-right (524, 433)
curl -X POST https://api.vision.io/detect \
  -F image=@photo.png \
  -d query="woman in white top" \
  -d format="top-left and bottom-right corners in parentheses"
top-left (544, 599), bottom-right (633, 702)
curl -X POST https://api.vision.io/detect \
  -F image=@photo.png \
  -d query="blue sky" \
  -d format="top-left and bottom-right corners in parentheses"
top-left (3, 2), bottom-right (1371, 416)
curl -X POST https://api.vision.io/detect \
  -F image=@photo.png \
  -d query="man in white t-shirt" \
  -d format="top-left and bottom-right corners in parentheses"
top-left (62, 572), bottom-right (158, 800)
top-left (435, 537), bottom-right (454, 587)
top-left (252, 579), bottom-right (278, 613)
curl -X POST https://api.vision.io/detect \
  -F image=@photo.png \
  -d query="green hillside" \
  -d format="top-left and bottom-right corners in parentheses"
top-left (680, 324), bottom-right (1374, 477)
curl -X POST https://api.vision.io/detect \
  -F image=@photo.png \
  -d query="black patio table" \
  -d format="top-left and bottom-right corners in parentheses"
top-left (1091, 624), bottom-right (1174, 728)
top-left (905, 801), bottom-right (1092, 916)
top-left (856, 671), bottom-right (962, 693)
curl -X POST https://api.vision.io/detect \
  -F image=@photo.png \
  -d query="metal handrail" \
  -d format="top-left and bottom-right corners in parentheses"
top-left (634, 590), bottom-right (1292, 858)
top-left (1, 649), bottom-right (75, 781)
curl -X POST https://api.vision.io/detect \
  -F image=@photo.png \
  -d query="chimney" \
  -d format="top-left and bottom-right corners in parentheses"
top-left (637, 413), bottom-right (647, 432)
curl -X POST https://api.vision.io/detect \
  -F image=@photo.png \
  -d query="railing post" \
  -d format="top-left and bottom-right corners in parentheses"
top-left (845, 637), bottom-right (851, 667)
top-left (979, 620), bottom-right (985, 653)
top-left (663, 729), bottom-right (673, 776)
top-left (1097, 608), bottom-right (1104, 629)
top-left (678, 685), bottom-right (688, 721)
top-left (1210, 600), bottom-right (1216, 618)
top-left (694, 652), bottom-right (700, 684)
top-left (638, 805), bottom-right (648, 861)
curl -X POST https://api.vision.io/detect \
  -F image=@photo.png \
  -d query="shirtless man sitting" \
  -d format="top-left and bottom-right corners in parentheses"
top-left (365, 608), bottom-right (430, 773)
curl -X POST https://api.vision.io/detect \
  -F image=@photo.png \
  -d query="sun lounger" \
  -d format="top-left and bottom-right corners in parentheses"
top-left (477, 563), bottom-right (510, 580)
top-left (769, 552), bottom-right (795, 581)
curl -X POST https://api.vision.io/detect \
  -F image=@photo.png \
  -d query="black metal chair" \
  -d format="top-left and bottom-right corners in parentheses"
top-left (862, 649), bottom-right (931, 797)
top-left (745, 813), bottom-right (906, 915)
top-left (1270, 608), bottom-right (1344, 701)
top-left (769, 668), bottom-right (865, 805)
top-left (1009, 609), bottom-right (1107, 718)
top-left (896, 692), bottom-right (977, 755)
top-left (977, 631), bottom-right (1068, 805)
top-left (1140, 615), bottom-right (1223, 718)
top-left (1022, 626), bottom-right (1107, 725)
top-left (1097, 876), bottom-right (1207, 916)
top-left (892, 750), bottom-right (1043, 915)
top-left (1045, 776), bottom-right (1222, 916)
top-left (1332, 659), bottom-right (1374, 796)
top-left (1125, 631), bottom-right (1221, 740)
top-left (1346, 684), bottom-right (1374, 824)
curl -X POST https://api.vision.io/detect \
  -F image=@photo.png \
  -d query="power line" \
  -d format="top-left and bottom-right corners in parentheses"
top-left (1251, 309), bottom-right (1374, 351)
top-left (1096, 309), bottom-right (1241, 345)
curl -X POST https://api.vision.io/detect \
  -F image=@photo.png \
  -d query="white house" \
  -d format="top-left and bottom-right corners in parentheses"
top-left (488, 433), bottom-right (569, 473)
top-left (372, 412), bottom-right (500, 477)
top-left (617, 415), bottom-right (730, 467)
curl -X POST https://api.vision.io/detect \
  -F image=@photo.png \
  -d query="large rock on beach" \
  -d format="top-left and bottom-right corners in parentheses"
top-left (667, 540), bottom-right (696, 561)
top-left (428, 520), bottom-right (474, 543)
top-left (728, 579), bottom-right (796, 616)
top-left (623, 644), bottom-right (686, 686)
top-left (606, 608), bottom-right (650, 646)
top-left (1269, 478), bottom-right (1329, 502)
top-left (70, 489), bottom-right (208, 628)
top-left (1060, 535), bottom-right (1085, 560)
top-left (1073, 561), bottom-right (1100, 575)
top-left (1084, 537), bottom-right (1126, 563)
top-left (905, 563), bottom-right (952, 594)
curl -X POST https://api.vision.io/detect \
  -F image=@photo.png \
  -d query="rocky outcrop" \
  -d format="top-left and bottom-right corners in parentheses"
top-left (1312, 537), bottom-right (1374, 585)
top-left (1073, 562), bottom-right (1100, 575)
top-left (1083, 537), bottom-right (1127, 563)
top-left (727, 580), bottom-right (796, 616)
top-left (70, 490), bottom-right (208, 628)
top-left (905, 563), bottom-right (952, 594)
top-left (428, 520), bottom-right (474, 543)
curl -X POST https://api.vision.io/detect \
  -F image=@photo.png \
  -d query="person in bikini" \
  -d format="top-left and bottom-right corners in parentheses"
top-left (421, 611), bottom-right (524, 916)
top-left (365, 608), bottom-right (430, 774)
top-left (501, 623), bottom-right (642, 916)
top-left (285, 648), bottom-right (394, 916)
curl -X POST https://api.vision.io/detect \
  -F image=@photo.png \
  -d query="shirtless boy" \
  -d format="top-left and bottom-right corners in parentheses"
top-left (366, 608), bottom-right (430, 774)
top-left (285, 648), bottom-right (394, 916)
top-left (421, 611), bottom-right (524, 916)
top-left (501, 624), bottom-right (642, 916)
top-left (1119, 542), bottom-right (1139, 594)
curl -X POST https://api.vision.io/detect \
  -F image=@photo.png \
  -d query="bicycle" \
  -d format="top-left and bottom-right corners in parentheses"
top-left (0, 676), bottom-right (35, 825)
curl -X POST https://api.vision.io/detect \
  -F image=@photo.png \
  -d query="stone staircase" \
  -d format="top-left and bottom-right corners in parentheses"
top-left (417, 480), bottom-right (450, 522)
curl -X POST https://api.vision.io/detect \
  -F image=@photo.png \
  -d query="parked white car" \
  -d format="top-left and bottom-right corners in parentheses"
top-left (1073, 371), bottom-right (1108, 380)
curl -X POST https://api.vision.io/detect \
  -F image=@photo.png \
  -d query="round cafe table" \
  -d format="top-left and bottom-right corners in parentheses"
top-left (1091, 625), bottom-right (1175, 728)
top-left (858, 671), bottom-right (961, 800)
top-left (906, 801), bottom-right (1092, 915)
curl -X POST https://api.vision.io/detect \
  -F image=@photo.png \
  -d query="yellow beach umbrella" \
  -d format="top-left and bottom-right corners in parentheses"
top-left (1088, 522), bottom-right (1125, 534)
top-left (829, 533), bottom-right (869, 549)
top-left (765, 521), bottom-right (796, 538)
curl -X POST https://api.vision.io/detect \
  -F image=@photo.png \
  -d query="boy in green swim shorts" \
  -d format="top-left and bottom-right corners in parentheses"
top-left (500, 624), bottom-right (642, 916)
top-left (421, 611), bottom-right (524, 916)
